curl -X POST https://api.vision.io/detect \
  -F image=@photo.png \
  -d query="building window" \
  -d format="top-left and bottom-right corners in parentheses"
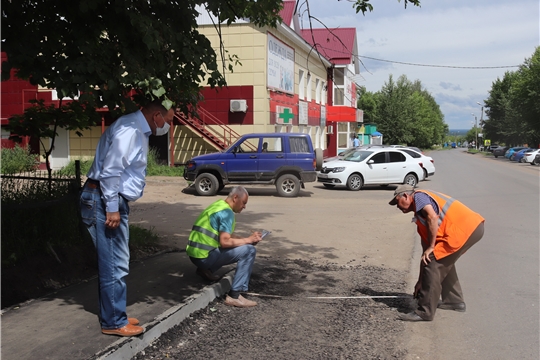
top-left (298, 69), bottom-right (305, 100)
top-left (315, 78), bottom-right (321, 103)
top-left (333, 68), bottom-right (345, 105)
top-left (306, 73), bottom-right (312, 102)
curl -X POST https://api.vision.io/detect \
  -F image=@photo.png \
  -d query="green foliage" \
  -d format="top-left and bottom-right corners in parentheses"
top-left (1, 0), bottom-right (284, 115)
top-left (483, 47), bottom-right (540, 147)
top-left (56, 159), bottom-right (94, 177)
top-left (358, 75), bottom-right (447, 148)
top-left (1, 175), bottom-right (81, 265)
top-left (1, 145), bottom-right (39, 174)
top-left (129, 225), bottom-right (160, 248)
top-left (352, 0), bottom-right (420, 14)
top-left (146, 148), bottom-right (184, 176)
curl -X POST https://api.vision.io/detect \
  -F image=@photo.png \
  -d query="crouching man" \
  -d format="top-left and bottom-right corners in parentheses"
top-left (187, 186), bottom-right (262, 307)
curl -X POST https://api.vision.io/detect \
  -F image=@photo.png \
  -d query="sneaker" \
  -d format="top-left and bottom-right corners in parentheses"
top-left (224, 294), bottom-right (257, 308)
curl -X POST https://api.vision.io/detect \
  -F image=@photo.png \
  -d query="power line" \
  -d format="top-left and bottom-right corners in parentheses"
top-left (358, 55), bottom-right (521, 69)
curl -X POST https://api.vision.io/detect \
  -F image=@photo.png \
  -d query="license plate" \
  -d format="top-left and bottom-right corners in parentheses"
top-left (318, 173), bottom-right (329, 178)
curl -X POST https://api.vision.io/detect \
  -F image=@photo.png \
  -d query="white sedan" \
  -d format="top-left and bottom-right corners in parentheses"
top-left (317, 148), bottom-right (426, 191)
top-left (396, 148), bottom-right (435, 180)
top-left (523, 149), bottom-right (540, 164)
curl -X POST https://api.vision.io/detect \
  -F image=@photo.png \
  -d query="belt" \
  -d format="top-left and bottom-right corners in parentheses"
top-left (85, 178), bottom-right (100, 189)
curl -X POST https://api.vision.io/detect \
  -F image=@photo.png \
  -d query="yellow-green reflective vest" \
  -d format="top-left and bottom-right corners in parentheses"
top-left (186, 199), bottom-right (236, 259)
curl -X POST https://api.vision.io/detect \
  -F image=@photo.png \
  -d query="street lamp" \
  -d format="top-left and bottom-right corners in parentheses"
top-left (477, 102), bottom-right (484, 150)
top-left (471, 113), bottom-right (477, 149)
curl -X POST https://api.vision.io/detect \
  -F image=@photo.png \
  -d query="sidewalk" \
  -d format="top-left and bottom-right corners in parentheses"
top-left (1, 251), bottom-right (235, 360)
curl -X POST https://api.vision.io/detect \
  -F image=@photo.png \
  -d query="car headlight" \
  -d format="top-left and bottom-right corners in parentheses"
top-left (332, 167), bottom-right (346, 173)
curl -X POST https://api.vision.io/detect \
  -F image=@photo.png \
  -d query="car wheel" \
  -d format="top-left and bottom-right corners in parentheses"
top-left (423, 169), bottom-right (428, 181)
top-left (346, 173), bottom-right (363, 191)
top-left (531, 159), bottom-right (536, 165)
top-left (314, 148), bottom-right (324, 171)
top-left (403, 173), bottom-right (418, 187)
top-left (217, 183), bottom-right (225, 192)
top-left (194, 173), bottom-right (219, 196)
top-left (323, 183), bottom-right (335, 189)
top-left (276, 174), bottom-right (301, 197)
top-left (494, 155), bottom-right (498, 158)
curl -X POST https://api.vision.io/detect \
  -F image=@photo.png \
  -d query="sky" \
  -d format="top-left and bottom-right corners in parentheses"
top-left (298, 0), bottom-right (540, 130)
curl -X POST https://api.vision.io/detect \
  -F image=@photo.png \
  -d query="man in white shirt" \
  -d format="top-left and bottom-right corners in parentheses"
top-left (80, 100), bottom-right (174, 336)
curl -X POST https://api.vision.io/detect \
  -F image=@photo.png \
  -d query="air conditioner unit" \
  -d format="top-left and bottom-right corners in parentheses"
top-left (327, 125), bottom-right (334, 134)
top-left (230, 99), bottom-right (248, 113)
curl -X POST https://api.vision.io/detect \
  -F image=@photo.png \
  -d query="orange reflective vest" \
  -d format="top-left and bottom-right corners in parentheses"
top-left (414, 190), bottom-right (484, 260)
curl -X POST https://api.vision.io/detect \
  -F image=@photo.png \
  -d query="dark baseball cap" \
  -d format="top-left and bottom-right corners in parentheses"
top-left (388, 184), bottom-right (415, 205)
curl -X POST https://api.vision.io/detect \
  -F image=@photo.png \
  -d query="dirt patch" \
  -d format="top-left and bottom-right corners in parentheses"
top-left (133, 258), bottom-right (413, 360)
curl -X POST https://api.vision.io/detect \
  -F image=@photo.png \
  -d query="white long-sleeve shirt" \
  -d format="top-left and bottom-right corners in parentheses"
top-left (87, 110), bottom-right (152, 212)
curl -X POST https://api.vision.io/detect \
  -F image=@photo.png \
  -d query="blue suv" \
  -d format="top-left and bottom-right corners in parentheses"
top-left (184, 133), bottom-right (323, 197)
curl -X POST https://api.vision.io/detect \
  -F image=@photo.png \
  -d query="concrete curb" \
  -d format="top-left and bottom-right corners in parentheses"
top-left (90, 273), bottom-right (233, 360)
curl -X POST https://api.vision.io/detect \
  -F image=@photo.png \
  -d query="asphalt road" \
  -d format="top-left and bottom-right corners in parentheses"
top-left (404, 149), bottom-right (540, 360)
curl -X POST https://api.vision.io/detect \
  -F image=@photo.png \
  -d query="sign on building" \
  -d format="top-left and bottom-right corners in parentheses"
top-left (267, 33), bottom-right (295, 94)
top-left (298, 100), bottom-right (308, 125)
top-left (276, 106), bottom-right (294, 124)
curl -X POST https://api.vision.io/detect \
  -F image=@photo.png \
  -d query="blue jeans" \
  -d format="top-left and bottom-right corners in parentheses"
top-left (190, 245), bottom-right (257, 292)
top-left (80, 182), bottom-right (130, 330)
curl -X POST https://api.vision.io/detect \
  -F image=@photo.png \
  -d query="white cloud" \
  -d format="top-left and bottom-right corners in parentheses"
top-left (301, 0), bottom-right (539, 129)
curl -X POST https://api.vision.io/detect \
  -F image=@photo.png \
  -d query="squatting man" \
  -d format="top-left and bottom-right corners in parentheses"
top-left (187, 186), bottom-right (262, 308)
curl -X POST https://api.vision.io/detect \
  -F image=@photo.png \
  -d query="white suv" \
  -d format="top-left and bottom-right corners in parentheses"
top-left (318, 147), bottom-right (426, 191)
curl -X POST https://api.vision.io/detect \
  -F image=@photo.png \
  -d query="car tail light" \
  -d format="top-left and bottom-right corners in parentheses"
top-left (313, 158), bottom-right (317, 169)
top-left (430, 159), bottom-right (434, 164)
top-left (419, 162), bottom-right (424, 168)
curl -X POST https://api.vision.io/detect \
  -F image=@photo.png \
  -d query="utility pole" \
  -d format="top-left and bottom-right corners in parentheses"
top-left (471, 113), bottom-right (478, 149)
top-left (477, 102), bottom-right (484, 150)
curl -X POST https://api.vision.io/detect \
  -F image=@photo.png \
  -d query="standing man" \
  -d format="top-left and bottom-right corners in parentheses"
top-left (389, 185), bottom-right (485, 321)
top-left (80, 100), bottom-right (175, 336)
top-left (352, 136), bottom-right (360, 147)
top-left (187, 186), bottom-right (262, 308)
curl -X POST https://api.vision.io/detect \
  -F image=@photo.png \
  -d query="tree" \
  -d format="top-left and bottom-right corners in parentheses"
top-left (2, 0), bottom-right (284, 176)
top-left (364, 74), bottom-right (445, 148)
top-left (1, 0), bottom-right (285, 114)
top-left (352, 0), bottom-right (420, 14)
top-left (483, 47), bottom-right (540, 147)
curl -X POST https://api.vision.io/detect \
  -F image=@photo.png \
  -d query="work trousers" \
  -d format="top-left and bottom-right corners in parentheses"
top-left (190, 244), bottom-right (257, 292)
top-left (416, 222), bottom-right (485, 320)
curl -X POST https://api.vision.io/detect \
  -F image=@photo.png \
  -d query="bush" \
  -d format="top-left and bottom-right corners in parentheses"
top-left (146, 148), bottom-right (184, 176)
top-left (1, 145), bottom-right (39, 174)
top-left (57, 149), bottom-right (184, 177)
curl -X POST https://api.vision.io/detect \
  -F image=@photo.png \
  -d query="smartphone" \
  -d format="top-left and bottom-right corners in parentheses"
top-left (261, 230), bottom-right (271, 239)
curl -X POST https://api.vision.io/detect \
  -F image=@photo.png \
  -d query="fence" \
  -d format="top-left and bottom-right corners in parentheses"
top-left (1, 161), bottom-right (84, 265)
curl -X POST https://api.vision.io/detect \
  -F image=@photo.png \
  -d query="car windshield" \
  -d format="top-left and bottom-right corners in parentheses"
top-left (342, 150), bottom-right (373, 162)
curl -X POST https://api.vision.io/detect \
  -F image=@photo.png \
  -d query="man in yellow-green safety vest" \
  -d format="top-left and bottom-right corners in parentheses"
top-left (187, 186), bottom-right (262, 308)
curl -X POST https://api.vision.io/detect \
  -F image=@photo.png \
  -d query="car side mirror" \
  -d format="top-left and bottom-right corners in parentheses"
top-left (367, 160), bottom-right (374, 164)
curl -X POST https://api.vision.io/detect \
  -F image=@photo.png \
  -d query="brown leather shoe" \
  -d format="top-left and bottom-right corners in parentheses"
top-left (128, 317), bottom-right (140, 325)
top-left (196, 268), bottom-right (220, 282)
top-left (102, 324), bottom-right (144, 337)
top-left (224, 294), bottom-right (257, 308)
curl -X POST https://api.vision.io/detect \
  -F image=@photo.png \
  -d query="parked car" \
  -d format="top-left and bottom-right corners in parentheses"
top-left (514, 148), bottom-right (534, 162)
top-left (396, 148), bottom-right (435, 180)
top-left (523, 149), bottom-right (540, 164)
top-left (317, 147), bottom-right (426, 191)
top-left (505, 147), bottom-right (528, 160)
top-left (488, 144), bottom-right (499, 152)
top-left (184, 133), bottom-right (323, 197)
top-left (324, 145), bottom-right (389, 163)
top-left (492, 146), bottom-right (509, 158)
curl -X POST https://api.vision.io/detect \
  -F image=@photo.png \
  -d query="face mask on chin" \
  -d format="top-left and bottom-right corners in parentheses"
top-left (154, 113), bottom-right (170, 136)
